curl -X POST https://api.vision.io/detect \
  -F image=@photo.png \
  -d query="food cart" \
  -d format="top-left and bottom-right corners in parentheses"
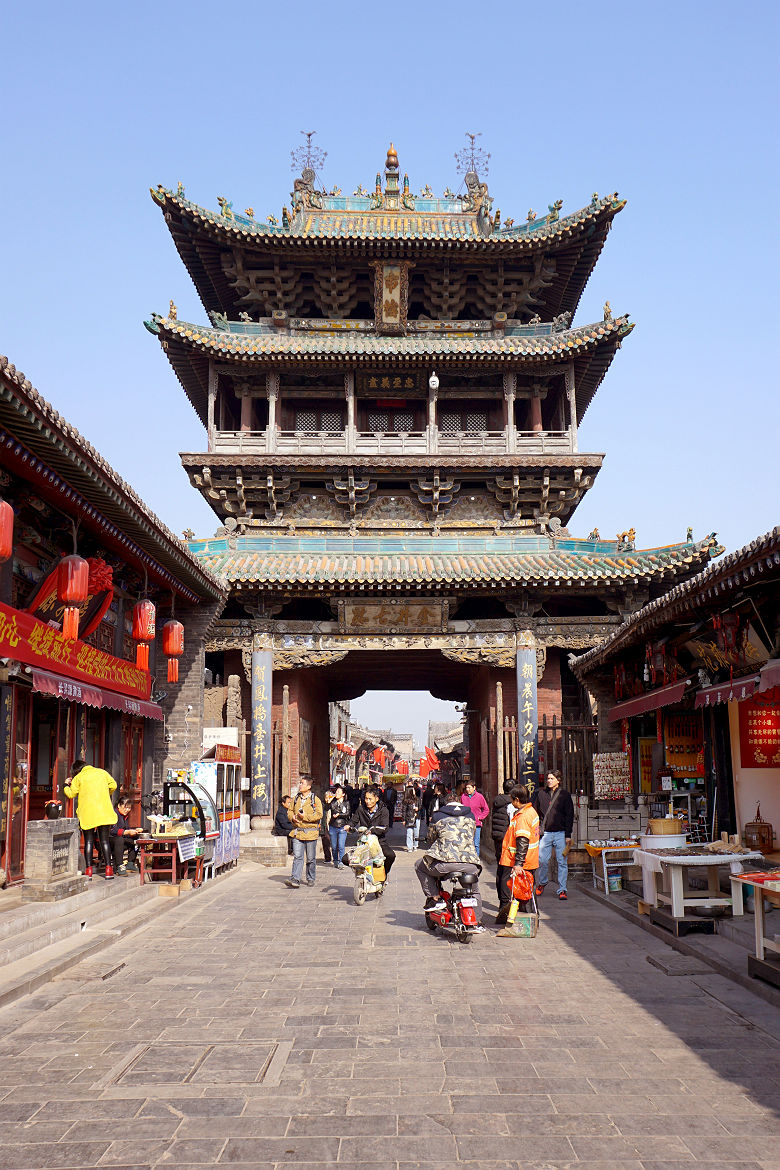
top-left (138, 774), bottom-right (221, 885)
top-left (188, 745), bottom-right (243, 870)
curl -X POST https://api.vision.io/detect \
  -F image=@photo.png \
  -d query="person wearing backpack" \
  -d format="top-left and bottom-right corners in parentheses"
top-left (533, 771), bottom-right (574, 901)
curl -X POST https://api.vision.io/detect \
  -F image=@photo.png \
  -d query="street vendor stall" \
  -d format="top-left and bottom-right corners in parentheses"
top-left (732, 869), bottom-right (780, 987)
top-left (633, 842), bottom-right (762, 919)
top-left (584, 839), bottom-right (640, 895)
top-left (138, 778), bottom-right (220, 885)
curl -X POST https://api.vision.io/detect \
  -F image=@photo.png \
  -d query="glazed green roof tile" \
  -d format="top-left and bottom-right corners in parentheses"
top-left (148, 313), bottom-right (632, 360)
top-left (189, 534), bottom-right (720, 593)
top-left (151, 185), bottom-right (625, 246)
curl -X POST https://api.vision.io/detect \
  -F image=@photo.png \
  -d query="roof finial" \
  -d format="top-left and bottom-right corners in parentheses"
top-left (455, 131), bottom-right (490, 177)
top-left (290, 130), bottom-right (327, 177)
top-left (386, 142), bottom-right (399, 171)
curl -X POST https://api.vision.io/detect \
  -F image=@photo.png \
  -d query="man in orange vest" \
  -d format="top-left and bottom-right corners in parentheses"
top-left (496, 785), bottom-right (539, 937)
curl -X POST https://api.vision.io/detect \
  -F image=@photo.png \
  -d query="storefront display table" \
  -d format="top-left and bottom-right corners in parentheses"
top-left (137, 836), bottom-right (203, 886)
top-left (584, 841), bottom-right (639, 896)
top-left (633, 847), bottom-right (762, 919)
top-left (732, 872), bottom-right (780, 987)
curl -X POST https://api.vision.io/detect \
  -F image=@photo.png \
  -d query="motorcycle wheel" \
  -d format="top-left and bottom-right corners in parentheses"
top-left (353, 878), bottom-right (367, 906)
top-left (456, 927), bottom-right (474, 944)
top-left (425, 912), bottom-right (438, 932)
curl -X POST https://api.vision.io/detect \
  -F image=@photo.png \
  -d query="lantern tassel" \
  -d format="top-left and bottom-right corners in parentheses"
top-left (62, 606), bottom-right (80, 640)
top-left (167, 658), bottom-right (179, 683)
top-left (136, 643), bottom-right (149, 671)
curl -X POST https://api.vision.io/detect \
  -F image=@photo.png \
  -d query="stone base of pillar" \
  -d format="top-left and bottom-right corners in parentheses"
top-left (240, 828), bottom-right (289, 866)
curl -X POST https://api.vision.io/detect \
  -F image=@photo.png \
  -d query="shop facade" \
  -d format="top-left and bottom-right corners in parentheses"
top-left (0, 355), bottom-right (224, 886)
top-left (573, 528), bottom-right (780, 850)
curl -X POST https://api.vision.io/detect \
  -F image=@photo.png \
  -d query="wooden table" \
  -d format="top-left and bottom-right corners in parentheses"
top-left (137, 836), bottom-right (203, 886)
top-left (633, 848), bottom-right (762, 919)
top-left (732, 875), bottom-right (780, 961)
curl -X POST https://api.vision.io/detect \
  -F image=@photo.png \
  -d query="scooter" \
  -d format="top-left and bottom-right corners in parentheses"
top-left (346, 832), bottom-right (388, 905)
top-left (424, 870), bottom-right (484, 943)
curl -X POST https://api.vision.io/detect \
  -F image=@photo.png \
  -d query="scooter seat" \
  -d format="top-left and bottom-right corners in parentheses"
top-left (457, 873), bottom-right (479, 887)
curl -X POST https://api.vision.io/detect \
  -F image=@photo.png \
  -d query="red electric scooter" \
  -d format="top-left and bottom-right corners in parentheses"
top-left (424, 869), bottom-right (484, 943)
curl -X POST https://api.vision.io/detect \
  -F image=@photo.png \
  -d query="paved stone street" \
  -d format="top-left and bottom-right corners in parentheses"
top-left (1, 832), bottom-right (779, 1170)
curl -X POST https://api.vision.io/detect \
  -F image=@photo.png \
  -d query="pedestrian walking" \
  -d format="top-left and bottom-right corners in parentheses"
top-left (64, 760), bottom-right (118, 880)
top-left (286, 778), bottom-right (323, 889)
top-left (384, 781), bottom-right (398, 827)
top-left (460, 781), bottom-right (490, 852)
top-left (319, 788), bottom-right (333, 863)
top-left (533, 771), bottom-right (574, 900)
top-left (491, 779), bottom-right (516, 923)
top-left (401, 782), bottom-right (421, 851)
top-left (497, 785), bottom-right (540, 937)
top-left (328, 783), bottom-right (351, 868)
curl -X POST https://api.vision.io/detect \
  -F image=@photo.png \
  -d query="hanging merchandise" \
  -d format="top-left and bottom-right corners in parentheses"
top-left (57, 554), bottom-right (89, 639)
top-left (132, 600), bottom-right (156, 670)
top-left (0, 499), bottom-right (13, 562)
top-left (163, 619), bottom-right (184, 682)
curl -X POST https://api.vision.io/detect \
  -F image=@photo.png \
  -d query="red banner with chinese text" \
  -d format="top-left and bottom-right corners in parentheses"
top-left (738, 689), bottom-right (780, 769)
top-left (0, 600), bottom-right (151, 701)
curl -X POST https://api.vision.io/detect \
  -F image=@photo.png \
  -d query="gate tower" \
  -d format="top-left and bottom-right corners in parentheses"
top-left (146, 145), bottom-right (720, 819)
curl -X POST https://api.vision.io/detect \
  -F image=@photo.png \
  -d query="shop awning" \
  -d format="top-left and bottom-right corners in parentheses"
top-left (759, 659), bottom-right (780, 694)
top-left (32, 668), bottom-right (164, 720)
top-left (608, 680), bottom-right (690, 722)
top-left (695, 675), bottom-right (759, 708)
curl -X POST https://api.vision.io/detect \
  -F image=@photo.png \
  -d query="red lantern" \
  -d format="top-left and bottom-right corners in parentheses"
top-left (162, 619), bottom-right (184, 683)
top-left (0, 499), bottom-right (13, 563)
top-left (57, 555), bottom-right (89, 639)
top-left (132, 600), bottom-right (156, 671)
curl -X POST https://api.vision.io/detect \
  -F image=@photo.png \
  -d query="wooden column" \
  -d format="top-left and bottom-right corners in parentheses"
top-left (503, 372), bottom-right (517, 453)
top-left (427, 378), bottom-right (439, 453)
top-left (240, 393), bottom-right (252, 433)
top-left (266, 372), bottom-right (279, 453)
top-left (565, 361), bottom-right (578, 453)
top-left (530, 391), bottom-right (543, 433)
top-left (345, 371), bottom-right (356, 453)
top-left (207, 362), bottom-right (217, 451)
top-left (281, 683), bottom-right (290, 796)
top-left (496, 679), bottom-right (504, 792)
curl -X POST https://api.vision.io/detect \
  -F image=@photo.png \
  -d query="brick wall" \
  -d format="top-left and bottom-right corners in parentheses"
top-left (272, 668), bottom-right (330, 792)
top-left (584, 669), bottom-right (624, 753)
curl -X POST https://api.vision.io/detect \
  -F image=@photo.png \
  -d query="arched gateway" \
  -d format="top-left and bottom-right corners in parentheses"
top-left (147, 144), bottom-right (718, 823)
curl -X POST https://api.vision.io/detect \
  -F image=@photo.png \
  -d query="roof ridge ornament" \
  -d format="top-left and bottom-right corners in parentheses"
top-left (455, 132), bottom-right (490, 178)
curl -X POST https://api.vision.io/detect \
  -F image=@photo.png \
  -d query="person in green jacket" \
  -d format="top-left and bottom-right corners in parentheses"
top-left (64, 760), bottom-right (118, 880)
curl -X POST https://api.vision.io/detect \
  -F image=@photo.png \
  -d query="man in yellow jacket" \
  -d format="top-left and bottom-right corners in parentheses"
top-left (64, 759), bottom-right (118, 880)
top-left (285, 776), bottom-right (323, 889)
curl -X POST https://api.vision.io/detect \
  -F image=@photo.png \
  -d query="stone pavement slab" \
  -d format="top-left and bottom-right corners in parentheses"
top-left (0, 835), bottom-right (777, 1168)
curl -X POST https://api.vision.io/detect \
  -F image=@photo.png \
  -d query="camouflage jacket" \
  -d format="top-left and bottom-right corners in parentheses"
top-left (424, 804), bottom-right (481, 868)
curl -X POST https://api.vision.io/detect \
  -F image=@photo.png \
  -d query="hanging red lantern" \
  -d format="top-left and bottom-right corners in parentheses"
top-left (0, 499), bottom-right (13, 563)
top-left (162, 619), bottom-right (184, 682)
top-left (132, 600), bottom-right (156, 670)
top-left (57, 554), bottom-right (89, 639)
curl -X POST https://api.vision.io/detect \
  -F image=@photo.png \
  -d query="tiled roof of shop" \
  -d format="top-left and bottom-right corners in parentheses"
top-left (191, 534), bottom-right (720, 592)
top-left (571, 528), bottom-right (779, 674)
top-left (147, 313), bottom-right (633, 361)
top-left (0, 355), bottom-right (225, 601)
top-left (151, 185), bottom-right (625, 246)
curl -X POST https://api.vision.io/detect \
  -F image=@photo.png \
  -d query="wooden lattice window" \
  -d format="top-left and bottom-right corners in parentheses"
top-left (440, 410), bottom-right (488, 434)
top-left (368, 409), bottom-right (416, 433)
top-left (295, 408), bottom-right (343, 433)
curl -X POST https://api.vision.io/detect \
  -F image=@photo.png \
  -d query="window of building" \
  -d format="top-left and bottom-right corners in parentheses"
top-left (294, 408), bottom-right (344, 432)
top-left (439, 410), bottom-right (488, 434)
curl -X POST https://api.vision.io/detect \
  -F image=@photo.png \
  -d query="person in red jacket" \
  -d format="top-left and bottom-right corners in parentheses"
top-left (460, 781), bottom-right (490, 852)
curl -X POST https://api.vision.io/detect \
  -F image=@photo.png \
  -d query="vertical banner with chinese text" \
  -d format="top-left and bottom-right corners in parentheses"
top-left (250, 650), bottom-right (272, 816)
top-left (516, 631), bottom-right (539, 797)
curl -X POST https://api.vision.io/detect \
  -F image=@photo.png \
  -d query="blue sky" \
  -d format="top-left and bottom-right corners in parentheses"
top-left (3, 2), bottom-right (778, 742)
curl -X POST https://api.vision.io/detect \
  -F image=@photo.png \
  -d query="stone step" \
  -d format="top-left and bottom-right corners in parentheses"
top-left (0, 880), bottom-right (159, 967)
top-left (0, 872), bottom-right (145, 943)
top-left (0, 893), bottom-right (178, 1010)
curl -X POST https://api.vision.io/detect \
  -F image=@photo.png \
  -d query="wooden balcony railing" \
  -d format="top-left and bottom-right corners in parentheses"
top-left (211, 428), bottom-right (574, 456)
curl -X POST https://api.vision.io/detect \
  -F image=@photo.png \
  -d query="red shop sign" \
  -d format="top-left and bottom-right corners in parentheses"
top-left (0, 600), bottom-right (151, 702)
top-left (738, 688), bottom-right (780, 769)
